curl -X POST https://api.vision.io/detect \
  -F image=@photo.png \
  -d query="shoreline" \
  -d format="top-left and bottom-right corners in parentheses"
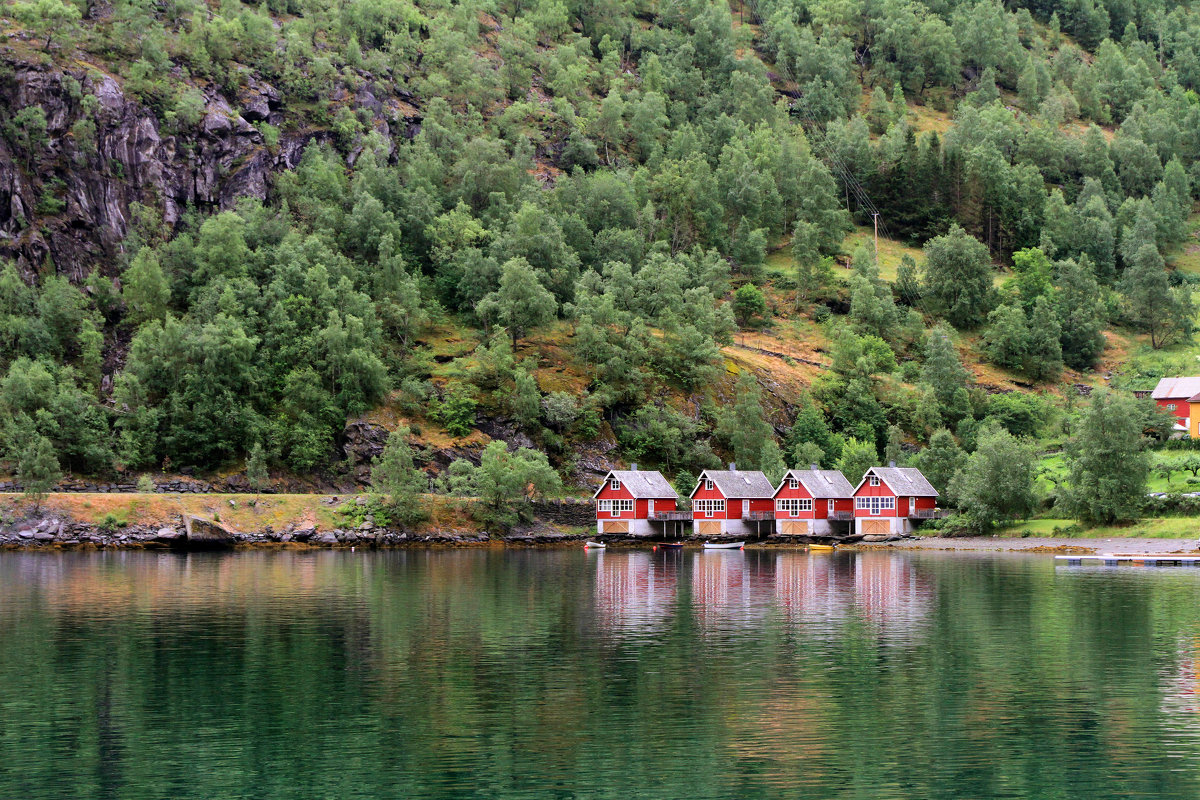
top-left (5, 533), bottom-right (1200, 555)
top-left (860, 536), bottom-right (1200, 555)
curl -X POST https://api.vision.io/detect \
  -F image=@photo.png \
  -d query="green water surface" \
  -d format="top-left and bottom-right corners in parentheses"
top-left (2, 548), bottom-right (1200, 799)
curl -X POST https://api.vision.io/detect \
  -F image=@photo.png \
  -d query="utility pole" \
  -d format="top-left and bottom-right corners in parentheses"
top-left (872, 212), bottom-right (880, 266)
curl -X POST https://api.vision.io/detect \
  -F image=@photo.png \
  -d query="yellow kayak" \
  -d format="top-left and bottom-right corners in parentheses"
top-left (808, 543), bottom-right (836, 551)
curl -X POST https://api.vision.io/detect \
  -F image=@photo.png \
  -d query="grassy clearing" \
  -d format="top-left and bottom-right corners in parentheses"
top-left (1000, 517), bottom-right (1200, 538)
top-left (840, 227), bottom-right (924, 282)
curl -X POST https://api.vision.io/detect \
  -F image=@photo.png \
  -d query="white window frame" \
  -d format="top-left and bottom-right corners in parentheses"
top-left (598, 499), bottom-right (633, 515)
top-left (610, 477), bottom-right (620, 490)
top-left (1168, 403), bottom-right (1177, 411)
top-left (827, 499), bottom-right (835, 516)
top-left (869, 475), bottom-right (880, 487)
top-left (694, 499), bottom-right (725, 517)
top-left (705, 479), bottom-right (713, 491)
top-left (776, 498), bottom-right (813, 517)
top-left (855, 496), bottom-right (895, 516)
top-left (788, 478), bottom-right (799, 489)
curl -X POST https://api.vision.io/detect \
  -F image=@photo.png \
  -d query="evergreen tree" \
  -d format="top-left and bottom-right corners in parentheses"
top-left (836, 436), bottom-right (877, 487)
top-left (1024, 295), bottom-right (1063, 382)
top-left (884, 424), bottom-right (905, 466)
top-left (758, 439), bottom-right (787, 486)
top-left (1054, 257), bottom-right (1106, 370)
top-left (1062, 391), bottom-right (1149, 524)
top-left (914, 428), bottom-right (965, 504)
top-left (371, 426), bottom-right (429, 526)
top-left (511, 369), bottom-right (542, 430)
top-left (246, 442), bottom-right (269, 495)
top-left (17, 434), bottom-right (60, 512)
top-left (895, 255), bottom-right (922, 307)
top-left (123, 249), bottom-right (170, 326)
top-left (785, 395), bottom-right (838, 468)
top-left (983, 304), bottom-right (1028, 371)
top-left (921, 325), bottom-right (970, 406)
top-left (1119, 242), bottom-right (1194, 349)
top-left (717, 372), bottom-right (773, 470)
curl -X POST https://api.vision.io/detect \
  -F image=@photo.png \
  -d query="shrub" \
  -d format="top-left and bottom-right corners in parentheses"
top-left (431, 385), bottom-right (478, 437)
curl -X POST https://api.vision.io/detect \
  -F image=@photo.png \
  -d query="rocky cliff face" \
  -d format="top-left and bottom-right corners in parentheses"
top-left (0, 49), bottom-right (419, 281)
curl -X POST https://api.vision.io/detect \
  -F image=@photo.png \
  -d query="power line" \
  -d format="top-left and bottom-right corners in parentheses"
top-left (737, 0), bottom-right (938, 322)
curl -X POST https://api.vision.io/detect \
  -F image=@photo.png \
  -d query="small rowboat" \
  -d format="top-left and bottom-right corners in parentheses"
top-left (808, 543), bottom-right (836, 551)
top-left (584, 541), bottom-right (606, 549)
top-left (703, 541), bottom-right (745, 550)
top-left (659, 542), bottom-right (685, 549)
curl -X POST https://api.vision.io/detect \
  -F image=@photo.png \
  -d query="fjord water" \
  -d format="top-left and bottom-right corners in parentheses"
top-left (4, 550), bottom-right (1200, 799)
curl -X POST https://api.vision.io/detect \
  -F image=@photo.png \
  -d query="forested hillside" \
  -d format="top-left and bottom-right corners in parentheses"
top-left (2, 0), bottom-right (1200, 525)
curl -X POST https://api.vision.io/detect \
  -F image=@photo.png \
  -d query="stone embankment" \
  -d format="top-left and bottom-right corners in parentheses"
top-left (0, 498), bottom-right (596, 550)
top-left (0, 516), bottom-right (585, 549)
top-left (0, 479), bottom-right (231, 494)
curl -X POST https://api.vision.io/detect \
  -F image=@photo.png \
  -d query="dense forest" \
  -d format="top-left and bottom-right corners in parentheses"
top-left (3, 0), bottom-right (1200, 528)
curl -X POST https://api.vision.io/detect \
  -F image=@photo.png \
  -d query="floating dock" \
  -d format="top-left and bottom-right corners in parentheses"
top-left (1056, 553), bottom-right (1200, 566)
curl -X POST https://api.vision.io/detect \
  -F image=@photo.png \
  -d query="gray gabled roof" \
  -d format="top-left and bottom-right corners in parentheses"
top-left (854, 467), bottom-right (938, 497)
top-left (777, 469), bottom-right (854, 499)
top-left (592, 470), bottom-right (678, 499)
top-left (690, 470), bottom-right (776, 499)
top-left (1152, 377), bottom-right (1200, 400)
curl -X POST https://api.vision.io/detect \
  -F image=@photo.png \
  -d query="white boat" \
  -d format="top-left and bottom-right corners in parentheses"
top-left (584, 541), bottom-right (606, 549)
top-left (703, 541), bottom-right (744, 550)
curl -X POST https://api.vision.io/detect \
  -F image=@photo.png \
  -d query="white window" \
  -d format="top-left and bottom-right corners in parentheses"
top-left (611, 477), bottom-right (620, 490)
top-left (1168, 403), bottom-right (1177, 411)
top-left (598, 499), bottom-right (633, 514)
top-left (827, 499), bottom-right (835, 515)
top-left (788, 478), bottom-right (799, 489)
top-left (776, 498), bottom-right (813, 517)
top-left (856, 496), bottom-right (895, 515)
top-left (705, 479), bottom-right (714, 491)
top-left (694, 499), bottom-right (725, 517)
top-left (869, 475), bottom-right (880, 487)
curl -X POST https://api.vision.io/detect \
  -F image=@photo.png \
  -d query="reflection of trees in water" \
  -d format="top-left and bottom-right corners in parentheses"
top-left (7, 552), bottom-right (1200, 798)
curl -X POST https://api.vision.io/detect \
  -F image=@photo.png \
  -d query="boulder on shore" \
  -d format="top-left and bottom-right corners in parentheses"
top-left (183, 515), bottom-right (238, 548)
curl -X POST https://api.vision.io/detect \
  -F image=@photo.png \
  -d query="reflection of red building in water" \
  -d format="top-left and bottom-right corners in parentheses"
top-left (773, 553), bottom-right (847, 622)
top-left (853, 552), bottom-right (933, 635)
top-left (1162, 635), bottom-right (1200, 717)
top-left (772, 551), bottom-right (932, 639)
top-left (691, 551), bottom-right (776, 629)
top-left (593, 551), bottom-right (679, 633)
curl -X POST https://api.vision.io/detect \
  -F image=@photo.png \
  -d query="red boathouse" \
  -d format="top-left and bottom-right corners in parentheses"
top-left (772, 465), bottom-right (855, 537)
top-left (1150, 377), bottom-right (1200, 436)
top-left (851, 464), bottom-right (940, 536)
top-left (593, 467), bottom-right (679, 536)
top-left (690, 467), bottom-right (776, 538)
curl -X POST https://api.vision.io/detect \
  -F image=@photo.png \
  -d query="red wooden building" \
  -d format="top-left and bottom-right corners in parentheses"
top-left (593, 468), bottom-right (679, 536)
top-left (689, 468), bottom-right (776, 538)
top-left (1151, 377), bottom-right (1200, 436)
top-left (851, 465), bottom-right (939, 536)
top-left (772, 466), bottom-right (854, 536)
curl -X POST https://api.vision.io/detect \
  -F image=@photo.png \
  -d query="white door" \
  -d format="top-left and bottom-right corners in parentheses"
top-left (743, 499), bottom-right (749, 516)
top-left (648, 499), bottom-right (655, 516)
top-left (827, 499), bottom-right (834, 516)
